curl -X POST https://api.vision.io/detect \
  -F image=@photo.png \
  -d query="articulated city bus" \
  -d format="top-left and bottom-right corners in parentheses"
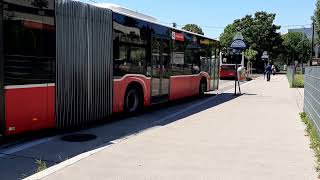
top-left (0, 0), bottom-right (220, 136)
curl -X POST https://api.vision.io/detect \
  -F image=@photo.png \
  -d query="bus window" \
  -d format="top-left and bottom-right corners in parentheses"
top-left (3, 0), bottom-right (55, 85)
top-left (171, 38), bottom-right (184, 75)
top-left (113, 13), bottom-right (148, 78)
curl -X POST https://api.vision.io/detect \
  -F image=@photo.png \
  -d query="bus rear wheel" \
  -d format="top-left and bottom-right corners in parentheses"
top-left (124, 86), bottom-right (142, 113)
top-left (199, 80), bottom-right (207, 96)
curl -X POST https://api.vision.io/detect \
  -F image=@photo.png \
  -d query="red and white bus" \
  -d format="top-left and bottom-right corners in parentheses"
top-left (0, 1), bottom-right (220, 136)
top-left (219, 51), bottom-right (244, 79)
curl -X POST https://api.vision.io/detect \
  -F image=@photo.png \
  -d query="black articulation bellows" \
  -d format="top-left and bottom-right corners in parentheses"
top-left (55, 0), bottom-right (113, 128)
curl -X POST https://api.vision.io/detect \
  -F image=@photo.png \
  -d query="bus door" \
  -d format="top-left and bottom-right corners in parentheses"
top-left (151, 36), bottom-right (171, 102)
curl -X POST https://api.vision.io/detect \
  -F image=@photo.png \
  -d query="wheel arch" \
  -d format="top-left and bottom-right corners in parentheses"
top-left (199, 72), bottom-right (210, 92)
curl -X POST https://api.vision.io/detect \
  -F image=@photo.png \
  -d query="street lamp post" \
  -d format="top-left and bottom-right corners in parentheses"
top-left (230, 31), bottom-right (246, 95)
top-left (311, 17), bottom-right (315, 66)
top-left (301, 27), bottom-right (305, 71)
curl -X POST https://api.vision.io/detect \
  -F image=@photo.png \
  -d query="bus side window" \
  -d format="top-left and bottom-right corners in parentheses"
top-left (171, 40), bottom-right (184, 75)
top-left (3, 1), bottom-right (55, 86)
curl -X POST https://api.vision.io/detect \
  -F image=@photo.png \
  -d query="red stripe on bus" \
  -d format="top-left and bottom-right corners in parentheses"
top-left (169, 73), bottom-right (209, 101)
top-left (4, 86), bottom-right (55, 135)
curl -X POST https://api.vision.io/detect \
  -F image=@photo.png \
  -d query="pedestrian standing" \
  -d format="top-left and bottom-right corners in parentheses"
top-left (266, 63), bottom-right (272, 81)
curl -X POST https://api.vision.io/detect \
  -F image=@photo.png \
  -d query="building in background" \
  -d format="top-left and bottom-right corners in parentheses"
top-left (288, 27), bottom-right (314, 39)
top-left (288, 27), bottom-right (319, 58)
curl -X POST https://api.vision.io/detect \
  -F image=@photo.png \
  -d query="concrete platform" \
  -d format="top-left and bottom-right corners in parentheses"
top-left (25, 75), bottom-right (316, 180)
top-left (0, 80), bottom-right (236, 180)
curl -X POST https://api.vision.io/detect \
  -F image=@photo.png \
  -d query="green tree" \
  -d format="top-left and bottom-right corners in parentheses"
top-left (244, 47), bottom-right (258, 62)
top-left (219, 12), bottom-right (283, 69)
top-left (182, 24), bottom-right (204, 35)
top-left (282, 32), bottom-right (311, 64)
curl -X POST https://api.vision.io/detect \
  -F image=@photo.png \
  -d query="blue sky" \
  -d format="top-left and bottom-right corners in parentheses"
top-left (86, 0), bottom-right (316, 39)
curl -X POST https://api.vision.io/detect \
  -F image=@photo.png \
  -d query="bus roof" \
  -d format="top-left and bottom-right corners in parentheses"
top-left (94, 3), bottom-right (158, 22)
top-left (93, 3), bottom-right (218, 41)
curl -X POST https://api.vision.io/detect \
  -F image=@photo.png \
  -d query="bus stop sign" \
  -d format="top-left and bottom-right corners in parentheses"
top-left (230, 39), bottom-right (246, 51)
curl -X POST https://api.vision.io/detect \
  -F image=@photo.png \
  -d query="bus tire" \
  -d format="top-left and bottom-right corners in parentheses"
top-left (199, 79), bottom-right (207, 96)
top-left (124, 84), bottom-right (143, 113)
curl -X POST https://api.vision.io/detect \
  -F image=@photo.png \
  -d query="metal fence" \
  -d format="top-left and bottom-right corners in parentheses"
top-left (287, 66), bottom-right (295, 86)
top-left (304, 66), bottom-right (320, 134)
top-left (286, 66), bottom-right (305, 88)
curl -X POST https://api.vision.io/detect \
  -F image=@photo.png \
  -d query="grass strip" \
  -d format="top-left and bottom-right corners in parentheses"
top-left (293, 74), bottom-right (304, 88)
top-left (300, 112), bottom-right (320, 175)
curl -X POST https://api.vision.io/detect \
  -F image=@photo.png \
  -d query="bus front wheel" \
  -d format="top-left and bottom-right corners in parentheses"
top-left (124, 85), bottom-right (143, 113)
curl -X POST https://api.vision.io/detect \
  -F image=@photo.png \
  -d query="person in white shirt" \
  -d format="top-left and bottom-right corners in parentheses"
top-left (271, 64), bottom-right (276, 75)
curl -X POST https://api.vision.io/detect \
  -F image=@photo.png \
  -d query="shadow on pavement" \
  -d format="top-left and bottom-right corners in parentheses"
top-left (243, 93), bottom-right (258, 96)
top-left (0, 92), bottom-right (240, 180)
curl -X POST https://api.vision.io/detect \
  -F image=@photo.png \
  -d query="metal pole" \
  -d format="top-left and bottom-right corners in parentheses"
top-left (238, 54), bottom-right (241, 94)
top-left (238, 79), bottom-right (241, 94)
top-left (264, 62), bottom-right (266, 79)
top-left (301, 30), bottom-right (304, 71)
top-left (291, 66), bottom-right (295, 86)
top-left (234, 53), bottom-right (241, 95)
top-left (311, 20), bottom-right (315, 66)
top-left (234, 62), bottom-right (237, 95)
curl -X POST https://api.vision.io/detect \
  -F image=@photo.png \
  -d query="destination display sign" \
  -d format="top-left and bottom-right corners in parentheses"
top-left (172, 32), bottom-right (185, 41)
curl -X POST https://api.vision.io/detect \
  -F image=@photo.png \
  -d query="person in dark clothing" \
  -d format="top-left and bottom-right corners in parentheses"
top-left (266, 63), bottom-right (272, 81)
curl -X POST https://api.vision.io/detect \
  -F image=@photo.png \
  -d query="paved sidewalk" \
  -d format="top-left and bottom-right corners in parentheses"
top-left (295, 88), bottom-right (304, 112)
top-left (30, 75), bottom-right (316, 180)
